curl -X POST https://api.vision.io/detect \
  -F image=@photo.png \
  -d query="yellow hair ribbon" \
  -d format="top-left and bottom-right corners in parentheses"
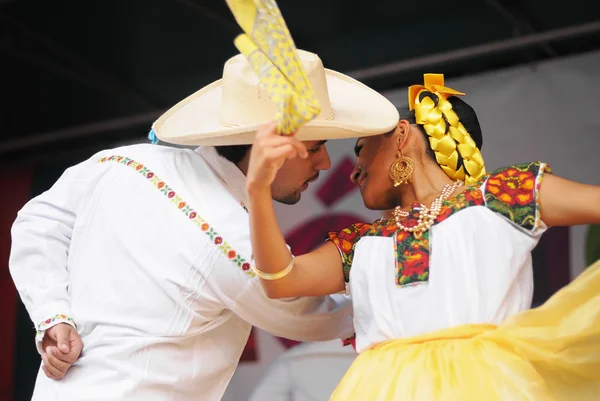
top-left (407, 74), bottom-right (486, 185)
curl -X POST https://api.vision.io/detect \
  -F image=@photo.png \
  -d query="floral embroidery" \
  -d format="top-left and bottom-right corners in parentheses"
top-left (99, 156), bottom-right (253, 276)
top-left (484, 162), bottom-right (550, 231)
top-left (35, 314), bottom-right (76, 342)
top-left (328, 223), bottom-right (371, 282)
top-left (37, 314), bottom-right (75, 331)
top-left (436, 186), bottom-right (485, 224)
top-left (356, 220), bottom-right (431, 287)
top-left (394, 230), bottom-right (430, 286)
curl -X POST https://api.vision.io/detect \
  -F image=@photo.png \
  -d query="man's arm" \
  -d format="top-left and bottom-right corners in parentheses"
top-left (235, 280), bottom-right (353, 341)
top-left (9, 163), bottom-right (89, 376)
top-left (206, 249), bottom-right (353, 341)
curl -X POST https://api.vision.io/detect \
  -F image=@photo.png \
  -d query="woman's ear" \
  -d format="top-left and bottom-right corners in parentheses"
top-left (395, 119), bottom-right (412, 151)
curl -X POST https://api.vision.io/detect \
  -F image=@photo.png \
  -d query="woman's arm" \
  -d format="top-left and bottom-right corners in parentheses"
top-left (540, 174), bottom-right (600, 227)
top-left (246, 122), bottom-right (345, 298)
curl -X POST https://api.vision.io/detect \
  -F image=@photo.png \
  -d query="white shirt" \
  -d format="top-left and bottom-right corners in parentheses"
top-left (248, 340), bottom-right (357, 401)
top-left (329, 162), bottom-right (549, 352)
top-left (9, 144), bottom-right (353, 401)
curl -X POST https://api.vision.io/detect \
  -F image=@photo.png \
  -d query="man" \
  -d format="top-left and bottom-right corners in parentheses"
top-left (9, 49), bottom-right (399, 400)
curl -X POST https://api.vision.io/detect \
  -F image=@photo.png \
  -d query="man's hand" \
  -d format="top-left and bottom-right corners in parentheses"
top-left (41, 323), bottom-right (83, 380)
top-left (246, 121), bottom-right (308, 191)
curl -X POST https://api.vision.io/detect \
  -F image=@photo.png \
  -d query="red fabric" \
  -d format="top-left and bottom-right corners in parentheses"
top-left (240, 327), bottom-right (258, 361)
top-left (0, 168), bottom-right (33, 400)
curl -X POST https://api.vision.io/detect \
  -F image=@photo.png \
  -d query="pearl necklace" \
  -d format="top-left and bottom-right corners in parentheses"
top-left (393, 180), bottom-right (463, 239)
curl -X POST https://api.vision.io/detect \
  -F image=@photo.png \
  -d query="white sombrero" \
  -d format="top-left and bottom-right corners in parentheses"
top-left (152, 50), bottom-right (399, 146)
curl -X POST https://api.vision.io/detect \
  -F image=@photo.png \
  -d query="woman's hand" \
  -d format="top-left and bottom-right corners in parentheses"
top-left (246, 121), bottom-right (308, 192)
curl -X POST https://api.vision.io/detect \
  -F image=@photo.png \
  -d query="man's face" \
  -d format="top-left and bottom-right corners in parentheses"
top-left (271, 140), bottom-right (331, 205)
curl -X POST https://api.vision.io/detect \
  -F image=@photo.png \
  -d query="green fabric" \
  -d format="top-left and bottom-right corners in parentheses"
top-left (585, 224), bottom-right (600, 267)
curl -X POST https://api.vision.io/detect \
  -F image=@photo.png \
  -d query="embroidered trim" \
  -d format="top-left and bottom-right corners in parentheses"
top-left (37, 314), bottom-right (75, 331)
top-left (327, 223), bottom-right (371, 282)
top-left (534, 163), bottom-right (551, 232)
top-left (483, 161), bottom-right (550, 232)
top-left (99, 155), bottom-right (254, 277)
top-left (35, 314), bottom-right (76, 344)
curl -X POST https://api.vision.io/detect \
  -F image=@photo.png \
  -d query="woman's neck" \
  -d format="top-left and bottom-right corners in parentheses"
top-left (398, 160), bottom-right (457, 209)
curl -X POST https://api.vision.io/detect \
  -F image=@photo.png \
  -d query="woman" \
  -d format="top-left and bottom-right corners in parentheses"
top-left (245, 74), bottom-right (600, 400)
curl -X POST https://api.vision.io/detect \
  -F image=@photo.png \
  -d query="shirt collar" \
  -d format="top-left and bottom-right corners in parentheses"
top-left (194, 146), bottom-right (249, 209)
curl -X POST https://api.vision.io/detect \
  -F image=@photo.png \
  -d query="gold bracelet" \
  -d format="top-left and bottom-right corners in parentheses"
top-left (250, 256), bottom-right (295, 280)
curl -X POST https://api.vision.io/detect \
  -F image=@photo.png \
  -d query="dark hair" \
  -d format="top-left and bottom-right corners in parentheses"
top-left (399, 94), bottom-right (483, 162)
top-left (215, 145), bottom-right (252, 164)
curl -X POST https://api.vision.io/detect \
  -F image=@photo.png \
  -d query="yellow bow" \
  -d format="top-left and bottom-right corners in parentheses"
top-left (406, 74), bottom-right (486, 185)
top-left (408, 74), bottom-right (464, 111)
top-left (225, 0), bottom-right (321, 135)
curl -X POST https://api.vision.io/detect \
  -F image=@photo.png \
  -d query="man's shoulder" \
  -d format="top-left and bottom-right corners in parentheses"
top-left (99, 143), bottom-right (195, 160)
top-left (95, 144), bottom-right (207, 174)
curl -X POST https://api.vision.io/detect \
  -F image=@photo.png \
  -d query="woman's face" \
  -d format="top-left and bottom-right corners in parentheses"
top-left (350, 132), bottom-right (400, 210)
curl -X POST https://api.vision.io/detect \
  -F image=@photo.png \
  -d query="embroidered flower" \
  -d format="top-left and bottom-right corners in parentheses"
top-left (402, 248), bottom-right (429, 277)
top-left (484, 162), bottom-right (549, 231)
top-left (189, 212), bottom-right (197, 219)
top-left (167, 191), bottom-right (175, 198)
top-left (157, 182), bottom-right (165, 189)
top-left (242, 263), bottom-right (251, 271)
top-left (338, 239), bottom-right (353, 254)
top-left (466, 188), bottom-right (483, 202)
top-left (436, 205), bottom-right (453, 223)
top-left (369, 221), bottom-right (397, 237)
top-left (214, 237), bottom-right (223, 245)
top-left (228, 250), bottom-right (237, 259)
top-left (396, 230), bottom-right (410, 242)
top-left (486, 168), bottom-right (535, 206)
top-left (135, 164), bottom-right (144, 171)
top-left (147, 172), bottom-right (154, 179)
top-left (201, 223), bottom-right (209, 231)
top-left (178, 202), bottom-right (186, 209)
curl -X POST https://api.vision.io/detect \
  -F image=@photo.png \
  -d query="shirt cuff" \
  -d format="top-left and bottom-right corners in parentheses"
top-left (35, 314), bottom-right (77, 355)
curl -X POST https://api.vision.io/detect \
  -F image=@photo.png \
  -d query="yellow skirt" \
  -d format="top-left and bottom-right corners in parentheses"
top-left (330, 260), bottom-right (600, 401)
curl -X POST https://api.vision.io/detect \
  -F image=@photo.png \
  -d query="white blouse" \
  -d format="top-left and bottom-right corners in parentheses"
top-left (329, 162), bottom-right (550, 352)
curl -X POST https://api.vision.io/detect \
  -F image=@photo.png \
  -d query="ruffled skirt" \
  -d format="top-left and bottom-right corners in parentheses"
top-left (330, 260), bottom-right (600, 401)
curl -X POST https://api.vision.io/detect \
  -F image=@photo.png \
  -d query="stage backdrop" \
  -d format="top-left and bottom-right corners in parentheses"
top-left (2, 50), bottom-right (599, 401)
top-left (221, 49), bottom-right (600, 401)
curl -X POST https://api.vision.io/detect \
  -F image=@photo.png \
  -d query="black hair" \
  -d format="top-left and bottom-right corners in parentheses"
top-left (215, 145), bottom-right (252, 164)
top-left (399, 93), bottom-right (483, 163)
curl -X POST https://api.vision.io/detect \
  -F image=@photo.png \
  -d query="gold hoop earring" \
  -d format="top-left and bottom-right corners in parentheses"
top-left (389, 150), bottom-right (414, 187)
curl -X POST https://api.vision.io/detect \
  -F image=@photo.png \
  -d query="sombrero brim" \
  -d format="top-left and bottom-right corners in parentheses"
top-left (152, 69), bottom-right (399, 146)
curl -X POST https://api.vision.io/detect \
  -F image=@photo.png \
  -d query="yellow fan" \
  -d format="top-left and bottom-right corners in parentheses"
top-left (225, 0), bottom-right (321, 135)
